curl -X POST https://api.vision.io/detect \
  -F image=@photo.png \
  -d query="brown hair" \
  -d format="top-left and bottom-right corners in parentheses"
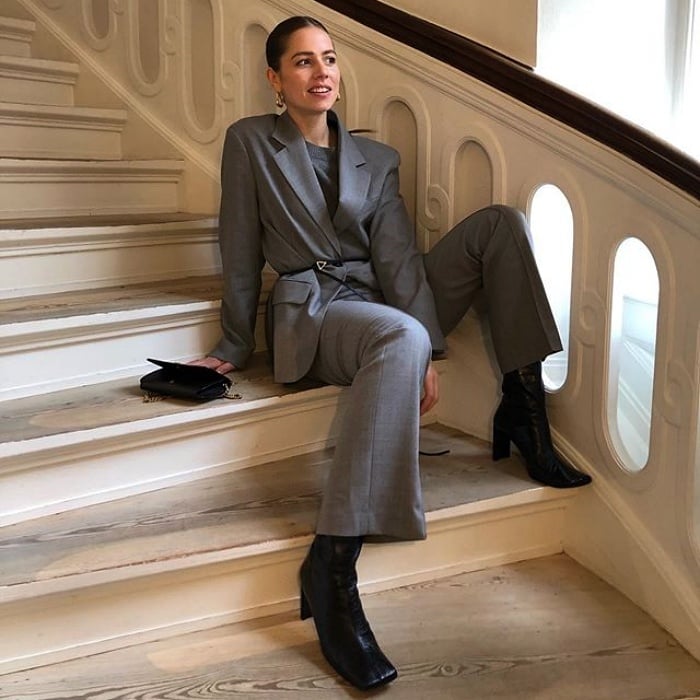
top-left (265, 16), bottom-right (331, 71)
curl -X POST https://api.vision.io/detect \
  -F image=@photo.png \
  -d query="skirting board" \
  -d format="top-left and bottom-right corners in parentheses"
top-left (564, 486), bottom-right (700, 663)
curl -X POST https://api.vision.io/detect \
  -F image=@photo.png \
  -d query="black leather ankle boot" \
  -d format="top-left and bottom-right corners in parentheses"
top-left (493, 361), bottom-right (592, 488)
top-left (299, 534), bottom-right (397, 690)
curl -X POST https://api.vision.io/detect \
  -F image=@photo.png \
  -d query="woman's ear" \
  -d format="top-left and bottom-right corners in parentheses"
top-left (266, 66), bottom-right (281, 93)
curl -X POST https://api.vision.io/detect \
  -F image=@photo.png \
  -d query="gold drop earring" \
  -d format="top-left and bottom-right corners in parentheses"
top-left (275, 92), bottom-right (285, 108)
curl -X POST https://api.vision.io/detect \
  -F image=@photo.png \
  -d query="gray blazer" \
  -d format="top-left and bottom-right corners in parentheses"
top-left (211, 110), bottom-right (445, 383)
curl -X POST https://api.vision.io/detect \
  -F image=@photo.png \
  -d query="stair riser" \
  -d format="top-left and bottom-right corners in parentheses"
top-left (1, 307), bottom-right (226, 401)
top-left (0, 500), bottom-right (569, 675)
top-left (0, 37), bottom-right (31, 56)
top-left (0, 18), bottom-right (35, 58)
top-left (0, 176), bottom-right (180, 219)
top-left (0, 225), bottom-right (220, 297)
top-left (0, 390), bottom-right (342, 527)
top-left (0, 119), bottom-right (123, 160)
top-left (0, 73), bottom-right (75, 105)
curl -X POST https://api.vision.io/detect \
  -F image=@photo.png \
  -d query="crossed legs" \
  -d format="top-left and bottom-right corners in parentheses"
top-left (299, 205), bottom-right (589, 691)
top-left (308, 298), bottom-right (432, 540)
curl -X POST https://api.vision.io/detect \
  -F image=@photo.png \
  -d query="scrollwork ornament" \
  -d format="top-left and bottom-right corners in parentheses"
top-left (577, 290), bottom-right (603, 347)
top-left (660, 359), bottom-right (691, 428)
top-left (423, 184), bottom-right (449, 250)
top-left (163, 13), bottom-right (179, 55)
top-left (220, 60), bottom-right (238, 102)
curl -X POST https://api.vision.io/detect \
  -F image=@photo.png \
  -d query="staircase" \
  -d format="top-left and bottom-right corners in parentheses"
top-left (0, 5), bottom-right (592, 682)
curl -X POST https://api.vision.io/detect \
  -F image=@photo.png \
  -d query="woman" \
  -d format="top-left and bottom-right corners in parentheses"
top-left (196, 16), bottom-right (591, 691)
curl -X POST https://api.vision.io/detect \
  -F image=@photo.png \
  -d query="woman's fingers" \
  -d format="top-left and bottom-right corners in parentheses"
top-left (188, 356), bottom-right (236, 374)
top-left (420, 362), bottom-right (439, 415)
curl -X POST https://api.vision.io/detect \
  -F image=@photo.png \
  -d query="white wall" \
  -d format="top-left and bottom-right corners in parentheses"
top-left (383, 0), bottom-right (538, 66)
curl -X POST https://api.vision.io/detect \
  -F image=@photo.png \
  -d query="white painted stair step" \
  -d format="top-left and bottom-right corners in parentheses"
top-left (0, 102), bottom-right (126, 159)
top-left (0, 275), bottom-right (229, 401)
top-left (0, 16), bottom-right (35, 57)
top-left (0, 214), bottom-right (219, 298)
top-left (0, 55), bottom-right (78, 105)
top-left (0, 353), bottom-right (338, 527)
top-left (0, 159), bottom-right (183, 219)
top-left (0, 422), bottom-right (576, 675)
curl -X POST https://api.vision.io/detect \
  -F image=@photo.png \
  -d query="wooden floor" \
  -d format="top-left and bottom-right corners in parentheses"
top-left (3, 554), bottom-right (699, 699)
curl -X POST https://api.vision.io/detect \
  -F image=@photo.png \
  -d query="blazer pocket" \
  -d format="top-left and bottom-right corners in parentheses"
top-left (271, 278), bottom-right (312, 305)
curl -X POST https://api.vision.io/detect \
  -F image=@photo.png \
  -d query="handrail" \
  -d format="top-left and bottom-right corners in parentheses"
top-left (314, 0), bottom-right (700, 200)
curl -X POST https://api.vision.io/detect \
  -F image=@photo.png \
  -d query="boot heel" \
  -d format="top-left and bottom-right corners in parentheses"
top-left (300, 587), bottom-right (312, 620)
top-left (492, 425), bottom-right (511, 461)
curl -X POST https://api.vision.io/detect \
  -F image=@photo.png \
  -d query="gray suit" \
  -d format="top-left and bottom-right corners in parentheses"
top-left (212, 110), bottom-right (444, 383)
top-left (212, 110), bottom-right (561, 540)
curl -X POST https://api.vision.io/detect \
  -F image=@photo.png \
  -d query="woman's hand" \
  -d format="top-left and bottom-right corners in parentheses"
top-left (188, 356), bottom-right (236, 375)
top-left (420, 362), bottom-right (439, 415)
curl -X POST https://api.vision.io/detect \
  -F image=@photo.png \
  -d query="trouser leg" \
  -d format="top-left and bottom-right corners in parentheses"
top-left (308, 299), bottom-right (432, 541)
top-left (423, 204), bottom-right (562, 373)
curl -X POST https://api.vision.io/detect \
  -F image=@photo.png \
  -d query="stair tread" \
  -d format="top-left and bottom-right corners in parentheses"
top-left (0, 211), bottom-right (214, 230)
top-left (0, 274), bottom-right (223, 324)
top-left (0, 352), bottom-right (315, 445)
top-left (0, 101), bottom-right (127, 121)
top-left (0, 157), bottom-right (184, 171)
top-left (0, 16), bottom-right (35, 32)
top-left (0, 53), bottom-right (78, 76)
top-left (0, 423), bottom-right (542, 591)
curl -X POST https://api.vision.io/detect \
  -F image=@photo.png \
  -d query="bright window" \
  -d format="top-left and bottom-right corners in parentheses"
top-left (528, 184), bottom-right (574, 390)
top-left (537, 0), bottom-right (700, 160)
top-left (607, 238), bottom-right (660, 471)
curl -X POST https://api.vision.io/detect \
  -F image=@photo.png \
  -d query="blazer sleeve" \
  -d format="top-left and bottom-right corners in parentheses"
top-left (368, 153), bottom-right (446, 353)
top-left (210, 125), bottom-right (266, 368)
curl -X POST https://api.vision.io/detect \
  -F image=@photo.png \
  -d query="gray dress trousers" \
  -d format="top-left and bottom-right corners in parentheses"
top-left (310, 204), bottom-right (562, 541)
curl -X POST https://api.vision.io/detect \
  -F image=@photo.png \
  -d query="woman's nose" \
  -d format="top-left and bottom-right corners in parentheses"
top-left (313, 59), bottom-right (328, 76)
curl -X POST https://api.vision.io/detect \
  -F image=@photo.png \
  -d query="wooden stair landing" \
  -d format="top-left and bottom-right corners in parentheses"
top-left (3, 555), bottom-right (699, 699)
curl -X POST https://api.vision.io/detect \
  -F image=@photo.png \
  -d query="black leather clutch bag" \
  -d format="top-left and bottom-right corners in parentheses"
top-left (140, 358), bottom-right (232, 401)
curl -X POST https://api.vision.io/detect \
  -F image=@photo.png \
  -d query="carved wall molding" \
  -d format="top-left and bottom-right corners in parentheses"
top-left (80, 0), bottom-right (116, 52)
top-left (124, 0), bottom-right (167, 96)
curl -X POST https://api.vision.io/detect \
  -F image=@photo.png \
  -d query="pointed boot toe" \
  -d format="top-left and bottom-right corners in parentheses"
top-left (300, 535), bottom-right (398, 691)
top-left (494, 362), bottom-right (592, 489)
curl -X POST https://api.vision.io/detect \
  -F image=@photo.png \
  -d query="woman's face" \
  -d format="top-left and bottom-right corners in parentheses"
top-left (267, 26), bottom-right (340, 120)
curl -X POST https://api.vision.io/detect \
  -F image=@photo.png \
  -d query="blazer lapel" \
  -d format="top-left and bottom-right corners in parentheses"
top-left (271, 112), bottom-right (341, 256)
top-left (333, 117), bottom-right (371, 235)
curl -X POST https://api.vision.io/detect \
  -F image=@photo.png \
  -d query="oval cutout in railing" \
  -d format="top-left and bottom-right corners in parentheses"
top-left (384, 100), bottom-right (419, 228)
top-left (245, 23), bottom-right (270, 117)
top-left (608, 237), bottom-right (659, 472)
top-left (454, 140), bottom-right (492, 221)
top-left (188, 0), bottom-right (215, 131)
top-left (90, 0), bottom-right (110, 39)
top-left (138, 0), bottom-right (160, 84)
top-left (528, 184), bottom-right (574, 391)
